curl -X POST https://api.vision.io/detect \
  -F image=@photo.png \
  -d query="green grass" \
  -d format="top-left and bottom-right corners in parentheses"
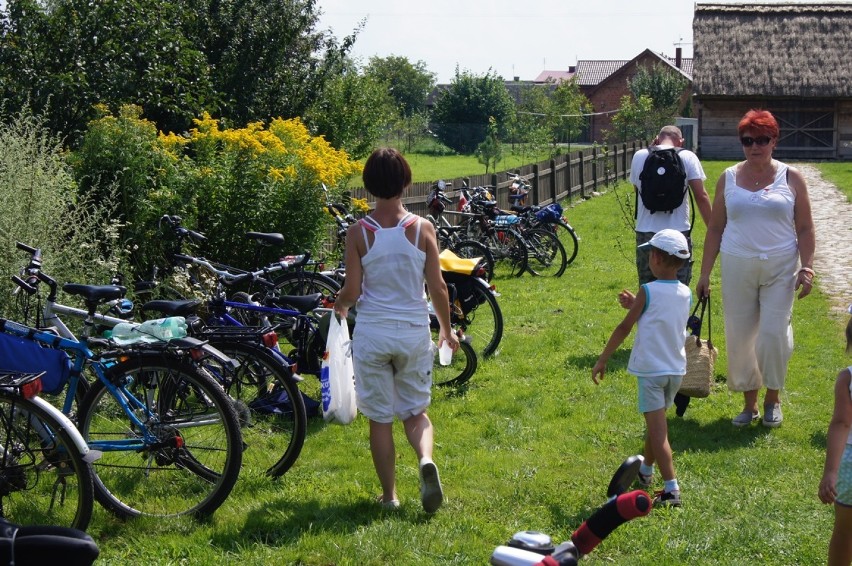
top-left (816, 161), bottom-right (852, 202)
top-left (84, 161), bottom-right (848, 565)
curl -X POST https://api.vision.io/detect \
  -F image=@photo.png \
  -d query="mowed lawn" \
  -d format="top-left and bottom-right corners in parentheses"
top-left (86, 160), bottom-right (847, 565)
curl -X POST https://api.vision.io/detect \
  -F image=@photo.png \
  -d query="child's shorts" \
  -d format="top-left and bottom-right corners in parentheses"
top-left (837, 444), bottom-right (852, 507)
top-left (637, 374), bottom-right (683, 413)
top-left (352, 320), bottom-right (433, 423)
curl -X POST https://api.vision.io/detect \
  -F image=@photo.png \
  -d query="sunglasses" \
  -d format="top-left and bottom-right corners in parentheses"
top-left (740, 136), bottom-right (772, 147)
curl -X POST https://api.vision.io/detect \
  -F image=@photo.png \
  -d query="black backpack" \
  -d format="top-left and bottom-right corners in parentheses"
top-left (638, 146), bottom-right (688, 214)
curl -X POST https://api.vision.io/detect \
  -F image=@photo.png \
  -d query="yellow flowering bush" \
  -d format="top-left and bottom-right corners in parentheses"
top-left (72, 106), bottom-right (361, 276)
top-left (162, 113), bottom-right (361, 266)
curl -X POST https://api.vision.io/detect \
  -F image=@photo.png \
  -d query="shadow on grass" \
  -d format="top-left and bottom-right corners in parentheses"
top-left (218, 497), bottom-right (441, 550)
top-left (669, 415), bottom-right (771, 453)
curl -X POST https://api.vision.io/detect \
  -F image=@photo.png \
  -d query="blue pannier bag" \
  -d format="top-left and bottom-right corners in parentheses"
top-left (535, 203), bottom-right (563, 223)
top-left (0, 331), bottom-right (71, 395)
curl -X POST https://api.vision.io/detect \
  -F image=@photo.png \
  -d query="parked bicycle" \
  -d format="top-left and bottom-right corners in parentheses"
top-left (10, 243), bottom-right (244, 520)
top-left (0, 368), bottom-right (95, 530)
top-left (459, 184), bottom-right (568, 278)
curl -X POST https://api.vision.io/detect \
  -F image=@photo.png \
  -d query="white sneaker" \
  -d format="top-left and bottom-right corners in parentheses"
top-left (419, 461), bottom-right (443, 513)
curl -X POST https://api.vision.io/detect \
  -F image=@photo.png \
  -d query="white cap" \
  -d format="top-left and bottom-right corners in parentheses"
top-left (638, 229), bottom-right (690, 259)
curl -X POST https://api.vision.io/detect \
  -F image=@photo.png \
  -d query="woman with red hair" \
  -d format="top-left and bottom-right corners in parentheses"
top-left (696, 109), bottom-right (815, 428)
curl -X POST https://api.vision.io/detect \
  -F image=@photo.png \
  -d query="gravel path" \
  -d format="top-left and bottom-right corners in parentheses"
top-left (798, 163), bottom-right (852, 312)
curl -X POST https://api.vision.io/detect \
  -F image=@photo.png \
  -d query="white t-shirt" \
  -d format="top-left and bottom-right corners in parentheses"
top-left (630, 145), bottom-right (706, 233)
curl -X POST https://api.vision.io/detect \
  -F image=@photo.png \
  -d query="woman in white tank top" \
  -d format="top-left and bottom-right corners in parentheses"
top-left (695, 109), bottom-right (815, 429)
top-left (334, 148), bottom-right (459, 513)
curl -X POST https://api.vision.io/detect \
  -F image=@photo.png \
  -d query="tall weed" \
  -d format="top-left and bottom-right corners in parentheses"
top-left (0, 110), bottom-right (124, 318)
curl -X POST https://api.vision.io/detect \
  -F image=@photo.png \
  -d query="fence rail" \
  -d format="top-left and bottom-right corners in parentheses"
top-left (345, 141), bottom-right (646, 220)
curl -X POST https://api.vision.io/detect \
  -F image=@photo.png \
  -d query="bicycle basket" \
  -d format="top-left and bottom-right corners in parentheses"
top-left (0, 332), bottom-right (71, 395)
top-left (535, 203), bottom-right (563, 223)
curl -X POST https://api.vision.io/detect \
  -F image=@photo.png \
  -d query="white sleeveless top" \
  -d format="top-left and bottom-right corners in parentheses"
top-left (628, 279), bottom-right (692, 377)
top-left (720, 163), bottom-right (798, 258)
top-left (355, 213), bottom-right (429, 325)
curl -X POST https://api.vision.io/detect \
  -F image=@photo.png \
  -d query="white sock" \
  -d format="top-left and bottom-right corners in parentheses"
top-left (664, 479), bottom-right (679, 493)
top-left (419, 457), bottom-right (434, 468)
top-left (640, 463), bottom-right (654, 476)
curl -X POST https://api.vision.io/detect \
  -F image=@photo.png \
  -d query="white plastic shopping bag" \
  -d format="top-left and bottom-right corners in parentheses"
top-left (320, 315), bottom-right (357, 425)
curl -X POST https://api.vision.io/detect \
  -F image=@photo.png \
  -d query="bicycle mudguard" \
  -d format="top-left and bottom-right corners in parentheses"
top-left (29, 396), bottom-right (99, 463)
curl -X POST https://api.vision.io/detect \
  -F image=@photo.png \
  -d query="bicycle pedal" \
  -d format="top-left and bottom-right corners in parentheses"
top-left (291, 372), bottom-right (305, 382)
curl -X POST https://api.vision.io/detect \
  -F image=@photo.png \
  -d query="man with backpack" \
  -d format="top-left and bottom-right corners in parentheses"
top-left (620, 125), bottom-right (711, 415)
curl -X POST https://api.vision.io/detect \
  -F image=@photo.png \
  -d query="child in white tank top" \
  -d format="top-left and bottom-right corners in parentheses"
top-left (818, 310), bottom-right (852, 564)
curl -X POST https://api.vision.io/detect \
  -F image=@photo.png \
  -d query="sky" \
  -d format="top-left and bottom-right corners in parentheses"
top-left (316, 0), bottom-right (813, 83)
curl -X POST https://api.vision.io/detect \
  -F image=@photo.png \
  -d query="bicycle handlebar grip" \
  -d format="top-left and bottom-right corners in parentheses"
top-left (11, 275), bottom-right (37, 295)
top-left (173, 253), bottom-right (193, 263)
top-left (36, 271), bottom-right (56, 288)
top-left (570, 490), bottom-right (651, 556)
top-left (16, 241), bottom-right (37, 254)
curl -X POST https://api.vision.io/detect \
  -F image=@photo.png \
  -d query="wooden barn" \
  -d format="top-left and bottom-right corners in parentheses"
top-left (692, 2), bottom-right (852, 160)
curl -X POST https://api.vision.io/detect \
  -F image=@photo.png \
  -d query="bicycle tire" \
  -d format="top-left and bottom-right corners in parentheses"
top-left (549, 222), bottom-right (579, 266)
top-left (0, 391), bottom-right (94, 530)
top-left (201, 339), bottom-right (307, 478)
top-left (77, 355), bottom-right (242, 519)
top-left (455, 281), bottom-right (503, 358)
top-left (524, 228), bottom-right (568, 277)
top-left (449, 239), bottom-right (495, 282)
top-left (431, 339), bottom-right (477, 387)
top-left (490, 229), bottom-right (528, 279)
top-left (271, 271), bottom-right (340, 300)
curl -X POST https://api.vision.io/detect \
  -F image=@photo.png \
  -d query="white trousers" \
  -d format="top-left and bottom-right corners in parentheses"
top-left (720, 251), bottom-right (797, 392)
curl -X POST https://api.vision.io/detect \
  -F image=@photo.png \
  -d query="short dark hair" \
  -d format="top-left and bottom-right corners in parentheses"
top-left (651, 246), bottom-right (687, 269)
top-left (845, 315), bottom-right (852, 354)
top-left (362, 148), bottom-right (412, 199)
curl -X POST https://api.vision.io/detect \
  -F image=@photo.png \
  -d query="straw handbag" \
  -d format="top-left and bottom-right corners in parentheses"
top-left (680, 295), bottom-right (717, 398)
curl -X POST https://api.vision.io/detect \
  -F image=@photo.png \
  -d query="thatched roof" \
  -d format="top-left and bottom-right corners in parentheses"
top-left (693, 3), bottom-right (852, 97)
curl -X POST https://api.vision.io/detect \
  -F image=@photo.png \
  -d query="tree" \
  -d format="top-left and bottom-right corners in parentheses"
top-left (184, 0), bottom-right (357, 127)
top-left (365, 55), bottom-right (435, 118)
top-left (475, 116), bottom-right (503, 174)
top-left (0, 0), bottom-right (357, 144)
top-left (627, 63), bottom-right (688, 128)
top-left (430, 68), bottom-right (515, 154)
top-left (0, 0), bottom-right (216, 143)
top-left (305, 64), bottom-right (397, 159)
top-left (607, 94), bottom-right (656, 144)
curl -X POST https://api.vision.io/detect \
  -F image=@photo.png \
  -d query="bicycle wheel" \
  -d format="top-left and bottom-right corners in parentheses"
top-left (272, 271), bottom-right (340, 300)
top-left (455, 281), bottom-right (503, 358)
top-left (449, 239), bottom-right (495, 282)
top-left (431, 338), bottom-right (477, 387)
top-left (201, 339), bottom-right (307, 478)
top-left (77, 355), bottom-right (242, 519)
top-left (550, 222), bottom-right (579, 266)
top-left (0, 391), bottom-right (94, 530)
top-left (524, 228), bottom-right (567, 277)
top-left (490, 230), bottom-right (528, 279)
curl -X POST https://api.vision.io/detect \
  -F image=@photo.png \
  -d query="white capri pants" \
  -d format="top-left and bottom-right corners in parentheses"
top-left (720, 251), bottom-right (797, 392)
top-left (351, 320), bottom-right (433, 423)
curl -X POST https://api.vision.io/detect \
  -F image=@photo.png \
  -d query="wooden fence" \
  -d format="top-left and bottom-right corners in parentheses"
top-left (346, 141), bottom-right (647, 220)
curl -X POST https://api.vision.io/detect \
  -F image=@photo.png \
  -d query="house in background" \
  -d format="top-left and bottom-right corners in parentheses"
top-left (692, 2), bottom-right (852, 159)
top-left (536, 49), bottom-right (693, 143)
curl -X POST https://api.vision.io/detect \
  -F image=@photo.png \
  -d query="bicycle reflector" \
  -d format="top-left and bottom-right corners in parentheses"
top-left (0, 371), bottom-right (44, 399)
top-left (261, 331), bottom-right (279, 350)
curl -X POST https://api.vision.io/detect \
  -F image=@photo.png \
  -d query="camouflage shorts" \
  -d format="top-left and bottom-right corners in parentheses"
top-left (635, 231), bottom-right (694, 286)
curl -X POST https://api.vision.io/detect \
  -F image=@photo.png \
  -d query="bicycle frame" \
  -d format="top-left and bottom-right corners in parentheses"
top-left (0, 319), bottom-right (168, 453)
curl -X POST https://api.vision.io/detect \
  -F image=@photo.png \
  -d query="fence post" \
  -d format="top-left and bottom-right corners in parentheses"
top-left (622, 143), bottom-right (628, 180)
top-left (593, 147), bottom-right (600, 193)
top-left (532, 163), bottom-right (541, 204)
top-left (549, 159), bottom-right (557, 204)
top-left (578, 150), bottom-right (585, 199)
top-left (565, 153), bottom-right (574, 204)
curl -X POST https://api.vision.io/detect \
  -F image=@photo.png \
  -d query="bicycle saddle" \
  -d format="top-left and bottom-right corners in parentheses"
top-left (140, 299), bottom-right (202, 317)
top-left (62, 284), bottom-right (126, 304)
top-left (245, 232), bottom-right (285, 246)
